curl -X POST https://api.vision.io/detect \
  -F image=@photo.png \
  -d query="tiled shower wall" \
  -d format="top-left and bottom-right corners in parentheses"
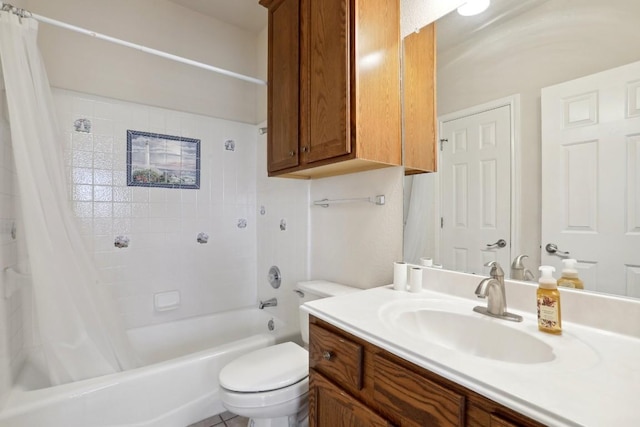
top-left (0, 92), bottom-right (22, 407)
top-left (255, 122), bottom-right (310, 331)
top-left (52, 88), bottom-right (259, 329)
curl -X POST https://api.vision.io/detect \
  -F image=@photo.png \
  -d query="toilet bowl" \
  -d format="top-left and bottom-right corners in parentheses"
top-left (218, 281), bottom-right (359, 427)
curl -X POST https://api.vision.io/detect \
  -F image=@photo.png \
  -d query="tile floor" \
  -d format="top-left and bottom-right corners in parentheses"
top-left (188, 411), bottom-right (248, 427)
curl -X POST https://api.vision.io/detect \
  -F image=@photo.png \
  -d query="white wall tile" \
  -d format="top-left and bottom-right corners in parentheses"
top-left (53, 89), bottom-right (260, 329)
top-left (255, 124), bottom-right (310, 330)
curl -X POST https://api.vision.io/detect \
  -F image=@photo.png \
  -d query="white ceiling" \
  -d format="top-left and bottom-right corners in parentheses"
top-left (438, 0), bottom-right (548, 51)
top-left (169, 0), bottom-right (267, 34)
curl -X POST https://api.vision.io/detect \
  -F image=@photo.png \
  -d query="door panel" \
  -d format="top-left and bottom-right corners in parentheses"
top-left (306, 0), bottom-right (351, 163)
top-left (267, 0), bottom-right (300, 173)
top-left (440, 105), bottom-right (512, 274)
top-left (309, 371), bottom-right (390, 427)
top-left (541, 60), bottom-right (640, 296)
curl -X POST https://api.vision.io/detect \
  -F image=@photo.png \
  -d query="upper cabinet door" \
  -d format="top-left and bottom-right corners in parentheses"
top-left (403, 23), bottom-right (437, 174)
top-left (261, 0), bottom-right (402, 179)
top-left (265, 0), bottom-right (300, 173)
top-left (304, 0), bottom-right (352, 163)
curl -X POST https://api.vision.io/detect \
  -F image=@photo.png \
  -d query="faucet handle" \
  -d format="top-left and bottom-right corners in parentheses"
top-left (484, 261), bottom-right (504, 278)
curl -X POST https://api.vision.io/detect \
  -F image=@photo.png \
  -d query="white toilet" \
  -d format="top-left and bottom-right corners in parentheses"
top-left (219, 281), bottom-right (359, 427)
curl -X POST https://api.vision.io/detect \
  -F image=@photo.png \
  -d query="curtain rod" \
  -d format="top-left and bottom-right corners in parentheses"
top-left (0, 3), bottom-right (267, 86)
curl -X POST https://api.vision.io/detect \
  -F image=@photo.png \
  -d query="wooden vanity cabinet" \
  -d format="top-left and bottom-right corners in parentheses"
top-left (259, 0), bottom-right (402, 179)
top-left (308, 316), bottom-right (546, 427)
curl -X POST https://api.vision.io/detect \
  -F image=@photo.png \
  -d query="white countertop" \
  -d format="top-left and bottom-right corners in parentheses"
top-left (303, 283), bottom-right (640, 426)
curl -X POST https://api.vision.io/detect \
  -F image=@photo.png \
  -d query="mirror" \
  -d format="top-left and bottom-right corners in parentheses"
top-left (403, 0), bottom-right (640, 298)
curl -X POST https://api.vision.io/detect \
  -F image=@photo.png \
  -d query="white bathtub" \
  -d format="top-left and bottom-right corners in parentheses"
top-left (0, 308), bottom-right (296, 427)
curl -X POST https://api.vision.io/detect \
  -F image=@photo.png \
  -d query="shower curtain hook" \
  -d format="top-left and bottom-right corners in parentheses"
top-left (0, 3), bottom-right (31, 19)
top-left (18, 8), bottom-right (31, 18)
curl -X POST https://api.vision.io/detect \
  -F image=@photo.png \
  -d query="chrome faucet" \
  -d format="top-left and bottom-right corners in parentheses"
top-left (473, 261), bottom-right (522, 322)
top-left (259, 297), bottom-right (278, 309)
top-left (511, 254), bottom-right (534, 281)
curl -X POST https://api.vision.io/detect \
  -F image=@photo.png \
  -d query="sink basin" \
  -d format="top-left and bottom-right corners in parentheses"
top-left (380, 300), bottom-right (555, 364)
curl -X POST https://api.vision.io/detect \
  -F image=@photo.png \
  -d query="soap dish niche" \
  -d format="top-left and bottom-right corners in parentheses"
top-left (154, 290), bottom-right (180, 312)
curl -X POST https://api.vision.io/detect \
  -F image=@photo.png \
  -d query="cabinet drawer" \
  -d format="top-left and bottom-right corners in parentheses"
top-left (309, 323), bottom-right (364, 392)
top-left (374, 354), bottom-right (465, 427)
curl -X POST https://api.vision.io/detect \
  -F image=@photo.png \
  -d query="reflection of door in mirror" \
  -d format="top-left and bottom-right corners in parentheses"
top-left (440, 104), bottom-right (511, 274)
top-left (541, 60), bottom-right (640, 297)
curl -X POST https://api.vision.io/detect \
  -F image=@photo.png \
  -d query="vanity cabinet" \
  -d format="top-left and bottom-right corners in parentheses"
top-left (259, 0), bottom-right (402, 179)
top-left (308, 316), bottom-right (545, 427)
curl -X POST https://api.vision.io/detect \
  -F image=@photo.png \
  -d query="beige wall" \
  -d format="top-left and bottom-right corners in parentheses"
top-left (310, 167), bottom-right (404, 289)
top-left (437, 0), bottom-right (640, 268)
top-left (9, 0), bottom-right (28, 8)
top-left (400, 0), bottom-right (463, 37)
top-left (25, 0), bottom-right (264, 124)
top-left (255, 25), bottom-right (268, 125)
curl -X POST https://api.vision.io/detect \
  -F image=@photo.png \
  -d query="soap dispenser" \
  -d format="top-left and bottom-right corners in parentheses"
top-left (537, 266), bottom-right (562, 335)
top-left (557, 258), bottom-right (584, 290)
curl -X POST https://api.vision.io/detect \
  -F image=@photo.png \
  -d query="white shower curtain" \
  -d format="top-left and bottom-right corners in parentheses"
top-left (403, 174), bottom-right (435, 265)
top-left (0, 10), bottom-right (138, 385)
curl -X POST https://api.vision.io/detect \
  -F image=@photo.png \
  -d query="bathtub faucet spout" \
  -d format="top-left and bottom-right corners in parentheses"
top-left (259, 297), bottom-right (277, 309)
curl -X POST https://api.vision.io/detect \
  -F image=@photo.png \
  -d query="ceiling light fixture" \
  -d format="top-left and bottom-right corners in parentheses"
top-left (457, 0), bottom-right (490, 17)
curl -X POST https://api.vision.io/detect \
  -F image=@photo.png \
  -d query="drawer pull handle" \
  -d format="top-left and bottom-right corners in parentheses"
top-left (322, 350), bottom-right (333, 361)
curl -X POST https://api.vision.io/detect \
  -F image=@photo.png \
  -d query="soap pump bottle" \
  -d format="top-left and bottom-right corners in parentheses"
top-left (557, 258), bottom-right (584, 290)
top-left (537, 266), bottom-right (562, 334)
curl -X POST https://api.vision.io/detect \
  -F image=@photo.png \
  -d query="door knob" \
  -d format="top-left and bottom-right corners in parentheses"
top-left (545, 243), bottom-right (570, 257)
top-left (486, 239), bottom-right (507, 249)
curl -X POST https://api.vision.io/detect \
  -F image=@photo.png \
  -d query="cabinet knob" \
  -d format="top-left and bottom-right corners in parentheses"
top-left (289, 150), bottom-right (296, 157)
top-left (301, 146), bottom-right (308, 152)
top-left (322, 350), bottom-right (333, 361)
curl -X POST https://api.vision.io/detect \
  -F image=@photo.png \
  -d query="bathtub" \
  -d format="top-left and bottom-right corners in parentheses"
top-left (0, 308), bottom-right (296, 427)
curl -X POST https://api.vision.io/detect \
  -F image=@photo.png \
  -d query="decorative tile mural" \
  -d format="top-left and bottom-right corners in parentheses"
top-left (126, 130), bottom-right (200, 189)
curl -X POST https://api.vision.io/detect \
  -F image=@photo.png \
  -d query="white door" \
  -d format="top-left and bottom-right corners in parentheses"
top-left (440, 105), bottom-right (512, 274)
top-left (541, 60), bottom-right (640, 296)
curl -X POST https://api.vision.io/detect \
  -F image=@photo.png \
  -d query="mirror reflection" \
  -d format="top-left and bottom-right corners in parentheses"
top-left (403, 0), bottom-right (640, 298)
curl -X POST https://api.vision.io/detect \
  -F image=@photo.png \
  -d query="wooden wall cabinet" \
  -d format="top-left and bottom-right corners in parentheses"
top-left (259, 0), bottom-right (402, 179)
top-left (403, 22), bottom-right (438, 174)
top-left (309, 316), bottom-right (546, 427)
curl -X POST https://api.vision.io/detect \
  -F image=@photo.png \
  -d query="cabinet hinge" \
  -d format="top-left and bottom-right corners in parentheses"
top-left (441, 217), bottom-right (444, 228)
top-left (439, 138), bottom-right (447, 151)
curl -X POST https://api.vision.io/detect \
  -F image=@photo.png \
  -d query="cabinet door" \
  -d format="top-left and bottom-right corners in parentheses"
top-left (374, 354), bottom-right (465, 427)
top-left (467, 405), bottom-right (544, 427)
top-left (266, 0), bottom-right (300, 173)
top-left (309, 370), bottom-right (391, 427)
top-left (489, 414), bottom-right (520, 427)
top-left (303, 0), bottom-right (352, 163)
top-left (403, 22), bottom-right (437, 174)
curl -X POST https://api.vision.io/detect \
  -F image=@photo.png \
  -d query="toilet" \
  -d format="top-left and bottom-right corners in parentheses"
top-left (218, 281), bottom-right (359, 427)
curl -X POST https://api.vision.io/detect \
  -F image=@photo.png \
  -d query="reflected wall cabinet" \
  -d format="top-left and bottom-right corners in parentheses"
top-left (403, 23), bottom-right (437, 174)
top-left (259, 0), bottom-right (402, 179)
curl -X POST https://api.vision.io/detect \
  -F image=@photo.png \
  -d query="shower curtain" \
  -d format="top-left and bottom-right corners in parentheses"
top-left (0, 10), bottom-right (138, 385)
top-left (403, 174), bottom-right (435, 265)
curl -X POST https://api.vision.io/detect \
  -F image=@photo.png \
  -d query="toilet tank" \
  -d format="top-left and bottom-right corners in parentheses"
top-left (296, 280), bottom-right (360, 345)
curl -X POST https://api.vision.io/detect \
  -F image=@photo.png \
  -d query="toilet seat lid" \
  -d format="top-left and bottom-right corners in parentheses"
top-left (219, 342), bottom-right (308, 392)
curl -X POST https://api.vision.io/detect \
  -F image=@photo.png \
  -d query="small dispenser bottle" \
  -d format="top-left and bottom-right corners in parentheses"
top-left (537, 266), bottom-right (562, 334)
top-left (557, 259), bottom-right (584, 290)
